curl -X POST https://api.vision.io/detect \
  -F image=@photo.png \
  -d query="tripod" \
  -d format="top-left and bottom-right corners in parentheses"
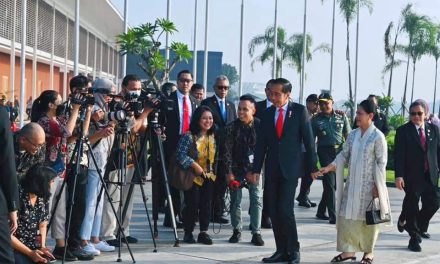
top-left (48, 107), bottom-right (135, 263)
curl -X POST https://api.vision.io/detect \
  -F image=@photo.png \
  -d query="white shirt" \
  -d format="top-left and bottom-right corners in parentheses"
top-left (176, 89), bottom-right (192, 134)
top-left (274, 102), bottom-right (288, 126)
top-left (215, 94), bottom-right (226, 106)
top-left (266, 100), bottom-right (272, 109)
top-left (415, 123), bottom-right (425, 136)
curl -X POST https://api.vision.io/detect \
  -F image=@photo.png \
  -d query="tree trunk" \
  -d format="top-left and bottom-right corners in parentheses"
top-left (402, 52), bottom-right (411, 117)
top-left (434, 59), bottom-right (438, 116)
top-left (410, 59), bottom-right (416, 104)
top-left (345, 21), bottom-right (354, 121)
top-left (386, 33), bottom-right (399, 116)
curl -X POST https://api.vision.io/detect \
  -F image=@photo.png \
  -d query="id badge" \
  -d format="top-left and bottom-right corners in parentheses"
top-left (248, 154), bottom-right (254, 164)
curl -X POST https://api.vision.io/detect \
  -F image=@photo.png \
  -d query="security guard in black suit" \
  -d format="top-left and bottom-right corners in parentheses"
top-left (311, 93), bottom-right (350, 224)
top-left (201, 75), bottom-right (237, 224)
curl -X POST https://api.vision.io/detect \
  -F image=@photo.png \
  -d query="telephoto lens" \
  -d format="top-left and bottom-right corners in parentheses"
top-left (107, 110), bottom-right (127, 122)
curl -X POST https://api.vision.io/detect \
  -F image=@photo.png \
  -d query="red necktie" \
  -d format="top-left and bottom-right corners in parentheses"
top-left (419, 127), bottom-right (429, 172)
top-left (182, 96), bottom-right (190, 133)
top-left (276, 108), bottom-right (284, 139)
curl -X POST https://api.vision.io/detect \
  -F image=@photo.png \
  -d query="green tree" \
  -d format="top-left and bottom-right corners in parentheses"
top-left (248, 26), bottom-right (291, 78)
top-left (430, 24), bottom-right (440, 115)
top-left (399, 8), bottom-right (434, 116)
top-left (221, 63), bottom-right (239, 85)
top-left (117, 18), bottom-right (192, 90)
top-left (338, 0), bottom-right (373, 120)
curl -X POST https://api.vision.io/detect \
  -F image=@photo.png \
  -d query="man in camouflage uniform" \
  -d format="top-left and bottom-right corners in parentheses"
top-left (14, 123), bottom-right (46, 180)
top-left (312, 93), bottom-right (351, 224)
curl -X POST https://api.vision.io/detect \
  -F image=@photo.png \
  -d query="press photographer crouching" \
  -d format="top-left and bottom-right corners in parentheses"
top-left (11, 165), bottom-right (57, 264)
top-left (79, 78), bottom-right (116, 255)
top-left (14, 123), bottom-right (46, 181)
top-left (100, 74), bottom-right (155, 247)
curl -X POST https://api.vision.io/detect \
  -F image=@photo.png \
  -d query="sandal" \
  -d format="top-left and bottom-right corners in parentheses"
top-left (360, 256), bottom-right (374, 264)
top-left (330, 253), bottom-right (356, 262)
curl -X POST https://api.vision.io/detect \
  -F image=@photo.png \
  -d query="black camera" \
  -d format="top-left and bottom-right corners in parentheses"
top-left (141, 87), bottom-right (174, 112)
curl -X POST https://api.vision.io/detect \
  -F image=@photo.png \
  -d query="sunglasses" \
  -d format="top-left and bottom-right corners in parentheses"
top-left (410, 112), bottom-right (424, 116)
top-left (216, 86), bottom-right (229, 90)
top-left (178, 78), bottom-right (193, 83)
top-left (24, 137), bottom-right (44, 150)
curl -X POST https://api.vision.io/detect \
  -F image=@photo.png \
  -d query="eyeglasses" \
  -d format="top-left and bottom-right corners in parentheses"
top-left (24, 137), bottom-right (44, 150)
top-left (410, 112), bottom-right (424, 116)
top-left (178, 78), bottom-right (193, 83)
top-left (216, 86), bottom-right (229, 90)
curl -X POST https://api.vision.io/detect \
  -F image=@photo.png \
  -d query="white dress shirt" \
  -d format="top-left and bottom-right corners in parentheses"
top-left (176, 89), bottom-right (192, 134)
top-left (274, 102), bottom-right (289, 126)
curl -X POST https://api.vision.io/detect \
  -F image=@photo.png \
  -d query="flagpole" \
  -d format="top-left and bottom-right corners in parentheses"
top-left (300, 0), bottom-right (307, 104)
top-left (165, 0), bottom-right (171, 81)
top-left (238, 0), bottom-right (244, 96)
top-left (19, 0), bottom-right (27, 128)
top-left (329, 0), bottom-right (336, 94)
top-left (73, 0), bottom-right (80, 75)
top-left (121, 0), bottom-right (128, 79)
top-left (354, 0), bottom-right (360, 107)
top-left (193, 0), bottom-right (198, 83)
top-left (273, 0), bottom-right (278, 79)
top-left (203, 0), bottom-right (209, 90)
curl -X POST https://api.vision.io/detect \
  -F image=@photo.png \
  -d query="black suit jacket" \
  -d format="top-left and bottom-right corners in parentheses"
top-left (395, 121), bottom-right (440, 190)
top-left (0, 107), bottom-right (19, 215)
top-left (163, 91), bottom-right (199, 158)
top-left (252, 102), bottom-right (318, 182)
top-left (255, 100), bottom-right (269, 121)
top-left (201, 95), bottom-right (236, 129)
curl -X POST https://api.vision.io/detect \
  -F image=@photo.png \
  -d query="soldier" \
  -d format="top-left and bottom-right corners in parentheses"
top-left (312, 93), bottom-right (351, 224)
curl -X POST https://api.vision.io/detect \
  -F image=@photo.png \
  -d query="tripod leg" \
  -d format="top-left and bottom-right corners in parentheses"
top-left (139, 184), bottom-right (158, 252)
top-left (86, 142), bottom-right (136, 263)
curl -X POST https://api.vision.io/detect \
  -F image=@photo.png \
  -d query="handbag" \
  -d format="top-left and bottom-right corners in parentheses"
top-left (169, 135), bottom-right (198, 191)
top-left (365, 198), bottom-right (391, 225)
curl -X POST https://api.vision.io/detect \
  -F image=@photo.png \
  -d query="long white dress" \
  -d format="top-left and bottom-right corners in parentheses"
top-left (332, 123), bottom-right (392, 252)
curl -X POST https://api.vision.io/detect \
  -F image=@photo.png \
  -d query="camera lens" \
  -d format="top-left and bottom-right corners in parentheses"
top-left (107, 110), bottom-right (126, 121)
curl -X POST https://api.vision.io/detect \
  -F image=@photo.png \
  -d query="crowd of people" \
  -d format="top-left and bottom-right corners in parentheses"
top-left (0, 70), bottom-right (439, 264)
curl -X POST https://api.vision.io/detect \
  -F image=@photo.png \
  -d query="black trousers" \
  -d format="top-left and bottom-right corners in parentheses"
top-left (297, 153), bottom-right (313, 199)
top-left (212, 161), bottom-right (227, 218)
top-left (265, 167), bottom-right (299, 254)
top-left (401, 177), bottom-right (440, 237)
top-left (66, 164), bottom-right (88, 248)
top-left (182, 180), bottom-right (214, 233)
top-left (0, 214), bottom-right (14, 263)
top-left (317, 146), bottom-right (338, 219)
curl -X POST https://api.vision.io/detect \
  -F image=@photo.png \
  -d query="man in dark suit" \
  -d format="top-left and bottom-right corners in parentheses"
top-left (255, 79), bottom-right (274, 229)
top-left (0, 107), bottom-right (19, 263)
top-left (201, 75), bottom-right (237, 224)
top-left (395, 100), bottom-right (440, 252)
top-left (249, 78), bottom-right (319, 264)
top-left (162, 70), bottom-right (199, 227)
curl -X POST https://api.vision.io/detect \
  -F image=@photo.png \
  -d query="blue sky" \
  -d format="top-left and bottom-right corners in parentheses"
top-left (110, 0), bottom-right (440, 107)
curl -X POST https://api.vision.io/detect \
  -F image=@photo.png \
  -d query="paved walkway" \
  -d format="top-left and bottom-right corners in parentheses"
top-left (50, 180), bottom-right (440, 263)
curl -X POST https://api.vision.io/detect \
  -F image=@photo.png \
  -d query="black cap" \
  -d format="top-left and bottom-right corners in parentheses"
top-left (306, 94), bottom-right (319, 103)
top-left (318, 92), bottom-right (333, 102)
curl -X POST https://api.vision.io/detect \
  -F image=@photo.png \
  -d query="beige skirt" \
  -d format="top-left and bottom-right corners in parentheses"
top-left (336, 216), bottom-right (380, 253)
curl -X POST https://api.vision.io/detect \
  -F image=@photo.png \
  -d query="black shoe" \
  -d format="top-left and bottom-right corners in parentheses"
top-left (286, 251), bottom-right (301, 264)
top-left (261, 216), bottom-right (272, 229)
top-left (163, 219), bottom-right (184, 228)
top-left (308, 198), bottom-right (317, 207)
top-left (52, 247), bottom-right (78, 261)
top-left (408, 237), bottom-right (421, 252)
top-left (329, 218), bottom-right (336, 224)
top-left (125, 236), bottom-right (138, 243)
top-left (228, 229), bottom-right (241, 243)
top-left (212, 216), bottom-right (229, 224)
top-left (197, 232), bottom-right (213, 245)
top-left (262, 251), bottom-right (287, 263)
top-left (316, 213), bottom-right (330, 220)
top-left (421, 232), bottom-right (430, 239)
top-left (183, 232), bottom-right (196, 243)
top-left (251, 233), bottom-right (264, 246)
top-left (69, 246), bottom-right (94, 261)
top-left (106, 239), bottom-right (120, 247)
top-left (296, 196), bottom-right (312, 208)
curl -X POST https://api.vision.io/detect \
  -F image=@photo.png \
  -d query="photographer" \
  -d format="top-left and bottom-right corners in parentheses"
top-left (11, 165), bottom-right (57, 264)
top-left (31, 87), bottom-right (92, 261)
top-left (14, 123), bottom-right (46, 181)
top-left (79, 78), bottom-right (116, 255)
top-left (224, 95), bottom-right (264, 246)
top-left (101, 74), bottom-right (154, 246)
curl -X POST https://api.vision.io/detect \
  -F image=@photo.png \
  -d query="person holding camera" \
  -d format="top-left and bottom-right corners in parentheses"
top-left (79, 78), bottom-right (116, 255)
top-left (176, 106), bottom-right (218, 245)
top-left (224, 95), bottom-right (264, 246)
top-left (31, 89), bottom-right (92, 261)
top-left (101, 74), bottom-right (154, 246)
top-left (11, 165), bottom-right (57, 264)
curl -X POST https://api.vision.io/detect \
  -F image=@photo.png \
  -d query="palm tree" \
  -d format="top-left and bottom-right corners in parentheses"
top-left (248, 26), bottom-right (290, 78)
top-left (430, 24), bottom-right (440, 115)
top-left (338, 0), bottom-right (373, 120)
top-left (399, 8), bottom-right (433, 116)
top-left (383, 4), bottom-right (411, 116)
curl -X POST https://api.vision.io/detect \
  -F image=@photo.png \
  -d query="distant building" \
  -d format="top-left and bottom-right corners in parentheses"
top-left (126, 50), bottom-right (222, 92)
top-left (0, 0), bottom-right (123, 101)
